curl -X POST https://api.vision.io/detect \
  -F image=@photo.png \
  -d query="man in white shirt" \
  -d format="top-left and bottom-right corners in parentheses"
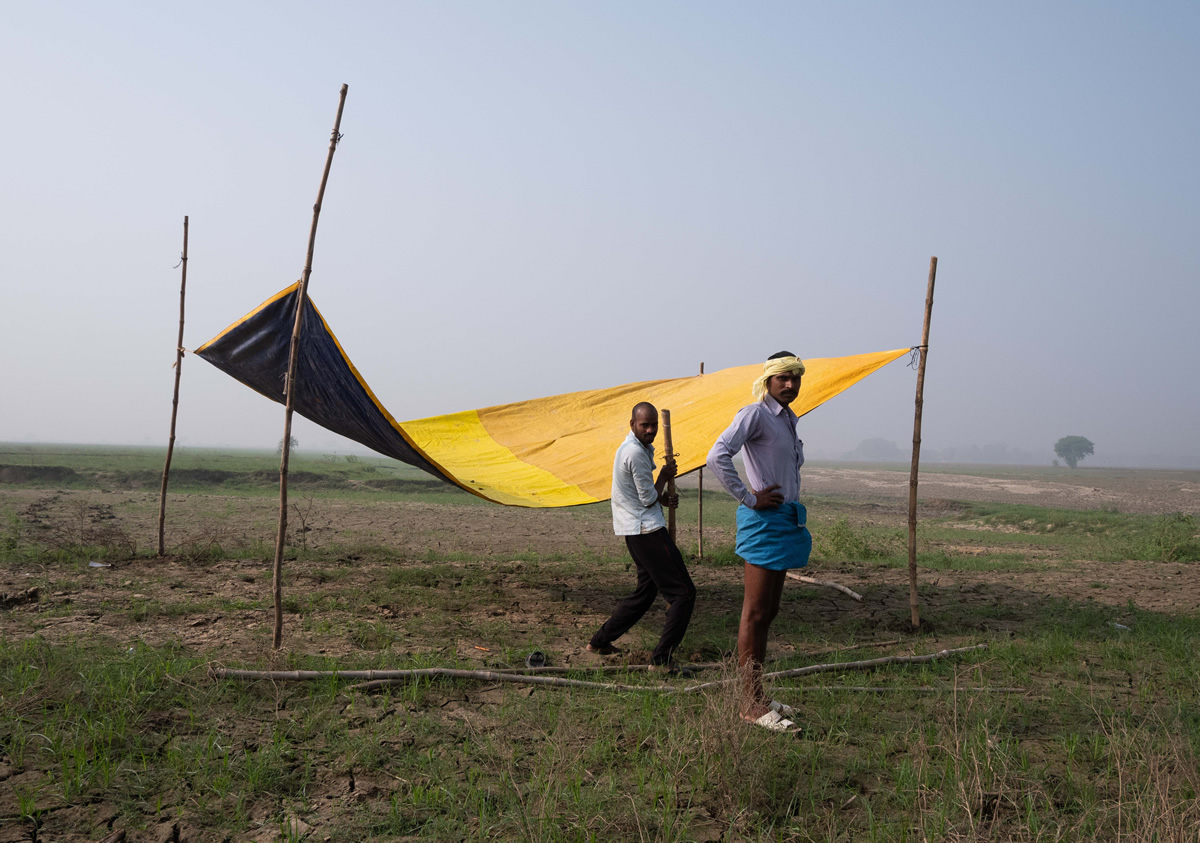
top-left (707, 351), bottom-right (813, 731)
top-left (588, 402), bottom-right (695, 672)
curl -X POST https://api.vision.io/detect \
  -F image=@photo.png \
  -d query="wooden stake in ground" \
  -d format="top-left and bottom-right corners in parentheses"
top-left (660, 408), bottom-right (677, 541)
top-left (907, 256), bottom-right (938, 629)
top-left (157, 216), bottom-right (189, 558)
top-left (697, 362), bottom-right (704, 560)
top-left (273, 84), bottom-right (349, 650)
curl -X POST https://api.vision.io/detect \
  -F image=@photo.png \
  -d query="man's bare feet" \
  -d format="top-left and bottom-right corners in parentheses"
top-left (586, 643), bottom-right (622, 655)
top-left (739, 700), bottom-right (772, 723)
top-left (744, 709), bottom-right (800, 733)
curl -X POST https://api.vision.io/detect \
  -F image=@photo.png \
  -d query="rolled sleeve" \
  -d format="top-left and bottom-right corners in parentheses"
top-left (629, 450), bottom-right (660, 507)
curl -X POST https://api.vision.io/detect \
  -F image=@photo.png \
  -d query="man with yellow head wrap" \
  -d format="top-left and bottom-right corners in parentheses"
top-left (706, 351), bottom-right (812, 732)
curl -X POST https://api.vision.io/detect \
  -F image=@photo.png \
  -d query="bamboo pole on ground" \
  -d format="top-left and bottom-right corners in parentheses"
top-left (785, 571), bottom-right (864, 602)
top-left (697, 362), bottom-right (704, 560)
top-left (660, 408), bottom-right (677, 541)
top-left (209, 644), bottom-right (988, 693)
top-left (685, 644), bottom-right (986, 692)
top-left (157, 216), bottom-right (189, 558)
top-left (273, 84), bottom-right (349, 650)
top-left (907, 257), bottom-right (938, 629)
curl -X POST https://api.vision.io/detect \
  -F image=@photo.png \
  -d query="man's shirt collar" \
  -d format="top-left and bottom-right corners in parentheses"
top-left (625, 430), bottom-right (655, 456)
top-left (761, 393), bottom-right (798, 422)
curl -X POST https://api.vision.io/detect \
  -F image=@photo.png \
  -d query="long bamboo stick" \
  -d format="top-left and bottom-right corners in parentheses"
top-left (214, 639), bottom-right (899, 681)
top-left (373, 638), bottom-right (901, 677)
top-left (212, 666), bottom-right (665, 692)
top-left (157, 216), bottom-right (189, 558)
top-left (428, 641), bottom-right (889, 674)
top-left (209, 644), bottom-right (987, 693)
top-left (772, 685), bottom-right (1025, 695)
top-left (273, 84), bottom-right (349, 650)
top-left (490, 662), bottom-right (723, 675)
top-left (907, 257), bottom-right (938, 629)
top-left (683, 644), bottom-right (986, 692)
top-left (660, 408), bottom-right (677, 540)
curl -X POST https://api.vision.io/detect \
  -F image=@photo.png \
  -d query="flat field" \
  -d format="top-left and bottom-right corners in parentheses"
top-left (1, 445), bottom-right (1199, 841)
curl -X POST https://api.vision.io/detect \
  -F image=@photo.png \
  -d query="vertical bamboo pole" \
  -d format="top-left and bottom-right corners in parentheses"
top-left (273, 84), bottom-right (349, 650)
top-left (907, 256), bottom-right (938, 629)
top-left (661, 409), bottom-right (677, 541)
top-left (697, 362), bottom-right (704, 560)
top-left (157, 216), bottom-right (189, 557)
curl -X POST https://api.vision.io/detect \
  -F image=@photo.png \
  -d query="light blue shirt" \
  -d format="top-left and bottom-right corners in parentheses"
top-left (611, 431), bottom-right (667, 536)
top-left (706, 394), bottom-right (805, 508)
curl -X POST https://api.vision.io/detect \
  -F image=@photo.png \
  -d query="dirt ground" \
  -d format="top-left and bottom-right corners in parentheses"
top-left (2, 466), bottom-right (1198, 663)
top-left (801, 464), bottom-right (1200, 515)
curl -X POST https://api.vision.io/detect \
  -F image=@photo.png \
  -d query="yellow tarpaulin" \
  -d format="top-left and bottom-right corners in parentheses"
top-left (197, 284), bottom-right (909, 507)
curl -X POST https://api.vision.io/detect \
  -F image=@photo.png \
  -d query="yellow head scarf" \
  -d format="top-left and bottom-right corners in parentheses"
top-left (751, 356), bottom-right (806, 400)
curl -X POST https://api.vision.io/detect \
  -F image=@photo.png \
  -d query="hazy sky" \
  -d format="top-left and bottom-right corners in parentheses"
top-left (3, 2), bottom-right (1198, 467)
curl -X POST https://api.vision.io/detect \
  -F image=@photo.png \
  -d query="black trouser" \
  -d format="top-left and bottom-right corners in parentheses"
top-left (590, 528), bottom-right (696, 665)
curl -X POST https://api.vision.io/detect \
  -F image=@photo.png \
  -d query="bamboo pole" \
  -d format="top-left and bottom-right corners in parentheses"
top-left (209, 644), bottom-right (988, 693)
top-left (907, 257), bottom-right (938, 629)
top-left (491, 662), bottom-right (723, 675)
top-left (785, 572), bottom-right (864, 602)
top-left (157, 216), bottom-right (189, 558)
top-left (684, 644), bottom-right (986, 692)
top-left (660, 408), bottom-right (677, 541)
top-left (209, 665), bottom-right (667, 693)
top-left (697, 361), bottom-right (704, 560)
top-left (806, 639), bottom-right (900, 656)
top-left (218, 639), bottom-right (899, 681)
top-left (273, 84), bottom-right (349, 650)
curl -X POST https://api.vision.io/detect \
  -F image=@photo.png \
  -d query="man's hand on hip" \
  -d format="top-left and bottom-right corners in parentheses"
top-left (751, 484), bottom-right (783, 509)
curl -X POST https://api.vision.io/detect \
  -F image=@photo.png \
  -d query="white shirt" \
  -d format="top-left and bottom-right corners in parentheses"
top-left (611, 431), bottom-right (667, 536)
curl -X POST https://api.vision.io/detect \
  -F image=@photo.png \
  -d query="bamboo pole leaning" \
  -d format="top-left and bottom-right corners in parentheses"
top-left (660, 408), bottom-right (677, 541)
top-left (273, 84), bottom-right (349, 650)
top-left (907, 256), bottom-right (938, 630)
top-left (157, 216), bottom-right (189, 557)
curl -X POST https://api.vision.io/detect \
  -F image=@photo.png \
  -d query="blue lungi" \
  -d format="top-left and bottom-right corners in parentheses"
top-left (735, 502), bottom-right (812, 571)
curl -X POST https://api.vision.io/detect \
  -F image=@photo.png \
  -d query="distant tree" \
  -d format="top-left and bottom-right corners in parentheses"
top-left (1054, 436), bottom-right (1094, 469)
top-left (277, 435), bottom-right (299, 456)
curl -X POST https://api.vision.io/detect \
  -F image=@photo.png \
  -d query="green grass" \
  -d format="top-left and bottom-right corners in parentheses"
top-left (3, 450), bottom-right (1200, 838)
top-left (0, 442), bottom-right (480, 502)
top-left (3, 609), bottom-right (1198, 840)
top-left (946, 503), bottom-right (1200, 563)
